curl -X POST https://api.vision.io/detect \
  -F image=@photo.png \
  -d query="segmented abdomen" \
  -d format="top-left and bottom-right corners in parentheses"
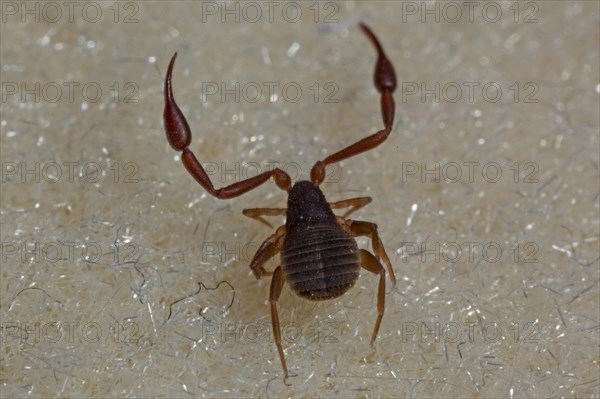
top-left (281, 224), bottom-right (360, 300)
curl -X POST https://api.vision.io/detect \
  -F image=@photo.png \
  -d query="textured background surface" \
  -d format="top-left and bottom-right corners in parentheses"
top-left (1, 1), bottom-right (599, 397)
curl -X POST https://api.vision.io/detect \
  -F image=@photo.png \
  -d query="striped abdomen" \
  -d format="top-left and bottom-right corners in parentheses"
top-left (281, 224), bottom-right (360, 301)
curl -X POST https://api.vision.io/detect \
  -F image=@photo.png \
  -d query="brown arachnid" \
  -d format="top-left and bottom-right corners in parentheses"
top-left (163, 22), bottom-right (397, 381)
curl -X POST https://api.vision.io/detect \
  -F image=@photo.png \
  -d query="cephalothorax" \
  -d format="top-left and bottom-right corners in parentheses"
top-left (163, 22), bottom-right (397, 381)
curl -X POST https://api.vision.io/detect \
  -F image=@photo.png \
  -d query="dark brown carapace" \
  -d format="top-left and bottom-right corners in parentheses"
top-left (163, 22), bottom-right (397, 382)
